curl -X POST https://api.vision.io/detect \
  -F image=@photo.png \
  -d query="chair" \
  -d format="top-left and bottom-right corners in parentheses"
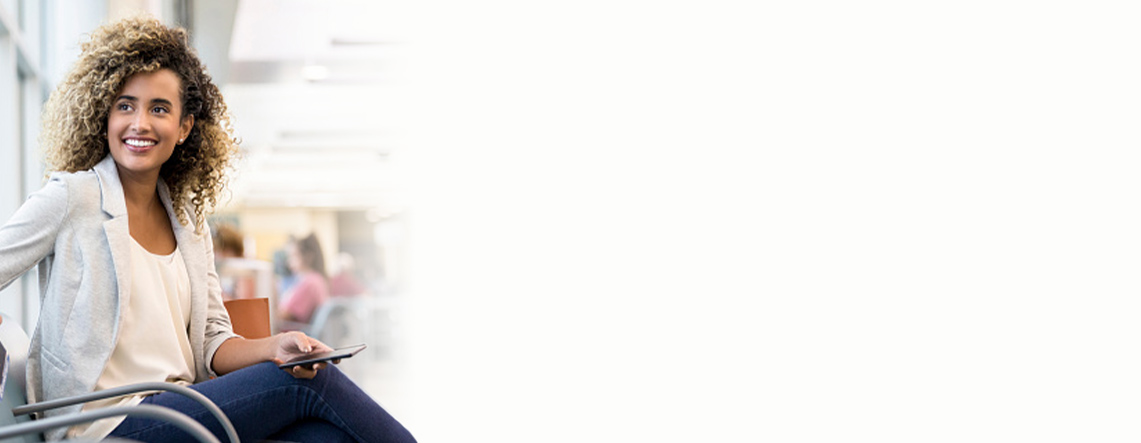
top-left (0, 313), bottom-right (239, 443)
top-left (276, 297), bottom-right (365, 345)
top-left (223, 298), bottom-right (272, 339)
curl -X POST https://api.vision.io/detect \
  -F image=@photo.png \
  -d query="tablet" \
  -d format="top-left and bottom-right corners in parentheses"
top-left (278, 344), bottom-right (367, 369)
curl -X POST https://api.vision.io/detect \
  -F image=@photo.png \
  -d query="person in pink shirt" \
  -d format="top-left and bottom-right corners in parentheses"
top-left (330, 252), bottom-right (368, 297)
top-left (278, 233), bottom-right (329, 323)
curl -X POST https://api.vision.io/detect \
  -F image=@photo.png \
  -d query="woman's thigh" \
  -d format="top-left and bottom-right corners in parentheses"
top-left (109, 362), bottom-right (414, 443)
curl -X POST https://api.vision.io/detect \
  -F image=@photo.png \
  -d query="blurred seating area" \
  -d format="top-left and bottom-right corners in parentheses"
top-left (209, 209), bottom-right (406, 360)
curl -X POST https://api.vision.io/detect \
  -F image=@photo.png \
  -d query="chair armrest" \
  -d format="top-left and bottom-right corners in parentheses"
top-left (11, 381), bottom-right (238, 443)
top-left (0, 404), bottom-right (220, 443)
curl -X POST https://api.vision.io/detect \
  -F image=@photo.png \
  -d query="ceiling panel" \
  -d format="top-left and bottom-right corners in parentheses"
top-left (219, 0), bottom-right (406, 212)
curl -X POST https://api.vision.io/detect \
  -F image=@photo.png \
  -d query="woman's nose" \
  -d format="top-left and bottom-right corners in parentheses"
top-left (130, 113), bottom-right (150, 132)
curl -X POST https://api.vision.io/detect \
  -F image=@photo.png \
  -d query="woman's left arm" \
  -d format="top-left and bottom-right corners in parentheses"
top-left (212, 332), bottom-right (334, 379)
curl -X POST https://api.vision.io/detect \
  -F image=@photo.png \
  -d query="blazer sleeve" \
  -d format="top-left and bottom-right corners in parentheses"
top-left (0, 176), bottom-right (69, 290)
top-left (200, 225), bottom-right (240, 378)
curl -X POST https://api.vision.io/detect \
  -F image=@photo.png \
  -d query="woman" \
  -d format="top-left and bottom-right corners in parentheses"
top-left (279, 233), bottom-right (331, 324)
top-left (0, 16), bottom-right (415, 442)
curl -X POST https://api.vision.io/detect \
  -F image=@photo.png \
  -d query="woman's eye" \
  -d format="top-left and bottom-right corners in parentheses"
top-left (153, 107), bottom-right (169, 114)
top-left (117, 103), bottom-right (132, 111)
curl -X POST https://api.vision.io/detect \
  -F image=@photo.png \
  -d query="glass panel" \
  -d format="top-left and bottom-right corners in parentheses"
top-left (0, 0), bottom-right (16, 26)
top-left (18, 0), bottom-right (37, 53)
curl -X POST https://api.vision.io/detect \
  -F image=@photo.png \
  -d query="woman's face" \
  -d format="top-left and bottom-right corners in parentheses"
top-left (106, 68), bottom-right (194, 179)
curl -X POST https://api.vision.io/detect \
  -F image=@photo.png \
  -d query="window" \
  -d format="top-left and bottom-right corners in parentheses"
top-left (0, 0), bottom-right (45, 328)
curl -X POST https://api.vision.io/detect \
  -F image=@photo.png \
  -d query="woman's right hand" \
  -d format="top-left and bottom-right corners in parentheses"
top-left (270, 331), bottom-right (334, 379)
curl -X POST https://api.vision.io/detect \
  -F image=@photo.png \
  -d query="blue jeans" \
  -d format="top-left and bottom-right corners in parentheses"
top-left (108, 362), bottom-right (416, 443)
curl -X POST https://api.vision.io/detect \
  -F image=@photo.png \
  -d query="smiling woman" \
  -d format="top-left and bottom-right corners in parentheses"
top-left (39, 14), bottom-right (238, 232)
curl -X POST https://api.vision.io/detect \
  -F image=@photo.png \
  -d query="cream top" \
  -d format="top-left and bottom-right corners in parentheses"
top-left (70, 237), bottom-right (196, 439)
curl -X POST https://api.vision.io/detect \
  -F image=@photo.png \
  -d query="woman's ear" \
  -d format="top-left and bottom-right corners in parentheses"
top-left (180, 114), bottom-right (195, 143)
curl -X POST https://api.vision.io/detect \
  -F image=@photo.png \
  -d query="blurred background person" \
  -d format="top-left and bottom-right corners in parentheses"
top-left (278, 233), bottom-right (329, 324)
top-left (330, 251), bottom-right (368, 297)
top-left (213, 223), bottom-right (259, 300)
top-left (271, 235), bottom-right (300, 297)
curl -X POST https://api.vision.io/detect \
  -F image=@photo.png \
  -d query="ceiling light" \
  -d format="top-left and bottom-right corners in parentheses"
top-left (301, 64), bottom-right (329, 81)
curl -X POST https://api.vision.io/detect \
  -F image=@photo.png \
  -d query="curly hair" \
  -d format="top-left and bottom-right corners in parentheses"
top-left (40, 15), bottom-right (239, 231)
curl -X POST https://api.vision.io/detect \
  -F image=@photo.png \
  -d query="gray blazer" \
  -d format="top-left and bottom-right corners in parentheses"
top-left (0, 156), bottom-right (238, 440)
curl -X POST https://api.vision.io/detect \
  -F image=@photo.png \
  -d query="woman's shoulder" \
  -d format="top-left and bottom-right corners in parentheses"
top-left (46, 168), bottom-right (98, 186)
top-left (24, 169), bottom-right (103, 218)
top-left (45, 169), bottom-right (100, 198)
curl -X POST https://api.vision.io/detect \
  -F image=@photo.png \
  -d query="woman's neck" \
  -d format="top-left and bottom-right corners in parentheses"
top-left (116, 165), bottom-right (162, 211)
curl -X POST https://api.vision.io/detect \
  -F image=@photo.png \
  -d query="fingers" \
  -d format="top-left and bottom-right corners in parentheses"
top-left (273, 332), bottom-right (336, 377)
top-left (306, 336), bottom-right (334, 354)
top-left (289, 332), bottom-right (314, 353)
top-left (289, 366), bottom-right (315, 379)
top-left (284, 332), bottom-right (331, 354)
top-left (287, 362), bottom-right (325, 379)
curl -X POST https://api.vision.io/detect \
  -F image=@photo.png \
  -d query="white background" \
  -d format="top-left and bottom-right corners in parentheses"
top-left (387, 1), bottom-right (1141, 441)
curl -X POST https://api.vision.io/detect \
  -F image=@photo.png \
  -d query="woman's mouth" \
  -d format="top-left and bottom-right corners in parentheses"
top-left (123, 138), bottom-right (157, 152)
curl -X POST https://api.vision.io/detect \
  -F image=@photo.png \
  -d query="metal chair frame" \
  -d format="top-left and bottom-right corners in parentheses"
top-left (0, 313), bottom-right (239, 443)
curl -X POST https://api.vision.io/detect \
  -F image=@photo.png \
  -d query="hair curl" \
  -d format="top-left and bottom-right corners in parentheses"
top-left (40, 15), bottom-right (239, 231)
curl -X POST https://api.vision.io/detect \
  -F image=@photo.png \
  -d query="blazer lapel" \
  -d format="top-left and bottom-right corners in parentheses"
top-left (94, 156), bottom-right (132, 318)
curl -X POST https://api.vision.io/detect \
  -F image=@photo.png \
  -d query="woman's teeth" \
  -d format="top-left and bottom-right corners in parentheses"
top-left (125, 139), bottom-right (156, 148)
